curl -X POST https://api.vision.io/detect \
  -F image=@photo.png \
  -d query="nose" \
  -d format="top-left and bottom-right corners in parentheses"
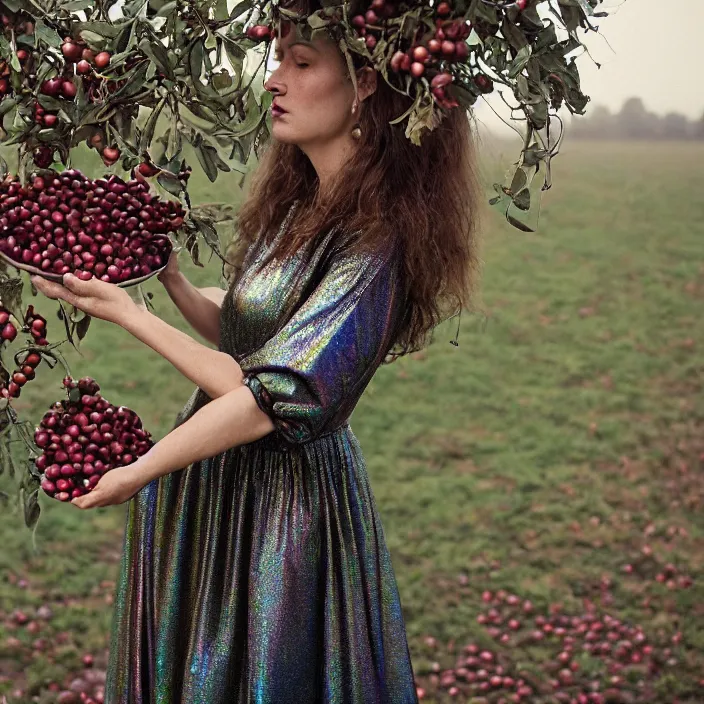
top-left (264, 70), bottom-right (284, 96)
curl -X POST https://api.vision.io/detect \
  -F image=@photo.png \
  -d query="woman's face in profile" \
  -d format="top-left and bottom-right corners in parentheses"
top-left (264, 21), bottom-right (356, 147)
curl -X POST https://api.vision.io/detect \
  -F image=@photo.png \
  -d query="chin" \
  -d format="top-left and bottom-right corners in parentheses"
top-left (271, 121), bottom-right (300, 144)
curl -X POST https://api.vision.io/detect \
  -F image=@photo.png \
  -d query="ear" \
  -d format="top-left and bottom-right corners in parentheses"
top-left (356, 66), bottom-right (378, 102)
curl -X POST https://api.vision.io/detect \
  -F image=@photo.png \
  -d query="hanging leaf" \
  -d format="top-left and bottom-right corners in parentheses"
top-left (139, 97), bottom-right (167, 154)
top-left (138, 37), bottom-right (174, 79)
top-left (23, 486), bottom-right (41, 531)
top-left (156, 172), bottom-right (183, 197)
top-left (34, 20), bottom-right (63, 48)
top-left (76, 313), bottom-right (92, 340)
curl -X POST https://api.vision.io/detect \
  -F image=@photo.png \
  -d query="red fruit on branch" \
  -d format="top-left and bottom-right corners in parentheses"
top-left (441, 40), bottom-right (456, 58)
top-left (101, 146), bottom-right (120, 166)
top-left (76, 59), bottom-right (92, 75)
top-left (94, 52), bottom-right (111, 69)
top-left (137, 162), bottom-right (159, 177)
top-left (40, 77), bottom-right (63, 97)
top-left (62, 80), bottom-right (77, 98)
top-left (246, 25), bottom-right (271, 41)
top-left (1, 321), bottom-right (17, 341)
top-left (436, 2), bottom-right (451, 18)
top-left (33, 145), bottom-right (54, 168)
top-left (412, 46), bottom-right (429, 63)
top-left (61, 41), bottom-right (83, 62)
top-left (454, 41), bottom-right (469, 62)
top-left (474, 74), bottom-right (494, 93)
top-left (410, 62), bottom-right (425, 78)
top-left (428, 39), bottom-right (442, 54)
top-left (431, 72), bottom-right (453, 89)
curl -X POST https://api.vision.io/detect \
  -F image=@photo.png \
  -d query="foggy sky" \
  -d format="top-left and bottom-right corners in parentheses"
top-left (477, 0), bottom-right (702, 132)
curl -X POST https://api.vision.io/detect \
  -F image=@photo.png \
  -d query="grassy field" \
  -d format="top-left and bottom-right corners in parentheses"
top-left (1, 140), bottom-right (703, 703)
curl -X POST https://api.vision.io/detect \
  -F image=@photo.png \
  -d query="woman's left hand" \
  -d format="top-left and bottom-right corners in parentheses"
top-left (31, 273), bottom-right (140, 327)
top-left (71, 463), bottom-right (149, 509)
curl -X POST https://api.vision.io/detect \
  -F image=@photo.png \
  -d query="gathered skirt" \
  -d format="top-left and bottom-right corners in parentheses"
top-left (104, 422), bottom-right (419, 704)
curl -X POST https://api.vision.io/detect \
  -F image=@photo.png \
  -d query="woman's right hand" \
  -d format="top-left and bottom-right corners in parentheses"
top-left (157, 250), bottom-right (180, 287)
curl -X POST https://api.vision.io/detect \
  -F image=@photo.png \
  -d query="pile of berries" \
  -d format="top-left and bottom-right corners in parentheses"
top-left (0, 169), bottom-right (181, 284)
top-left (36, 376), bottom-right (153, 502)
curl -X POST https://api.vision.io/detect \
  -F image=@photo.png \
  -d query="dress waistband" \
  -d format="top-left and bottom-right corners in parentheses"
top-left (246, 423), bottom-right (352, 452)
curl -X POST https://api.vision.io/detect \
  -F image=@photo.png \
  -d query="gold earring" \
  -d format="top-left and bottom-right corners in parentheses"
top-left (351, 122), bottom-right (362, 140)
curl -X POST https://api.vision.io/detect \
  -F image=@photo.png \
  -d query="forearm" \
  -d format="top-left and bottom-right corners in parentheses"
top-left (161, 271), bottom-right (222, 346)
top-left (123, 308), bottom-right (242, 399)
top-left (137, 385), bottom-right (276, 483)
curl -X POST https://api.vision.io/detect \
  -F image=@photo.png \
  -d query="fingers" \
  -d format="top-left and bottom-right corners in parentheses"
top-left (31, 276), bottom-right (80, 307)
top-left (72, 492), bottom-right (99, 509)
top-left (63, 272), bottom-right (107, 295)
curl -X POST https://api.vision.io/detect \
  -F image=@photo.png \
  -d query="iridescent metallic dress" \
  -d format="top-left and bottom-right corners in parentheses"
top-left (105, 201), bottom-right (419, 703)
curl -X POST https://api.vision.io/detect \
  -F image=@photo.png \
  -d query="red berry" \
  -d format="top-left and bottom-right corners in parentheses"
top-left (61, 41), bottom-right (83, 62)
top-left (94, 51), bottom-right (111, 69)
top-left (436, 2), bottom-right (452, 17)
top-left (1, 322), bottom-right (17, 341)
top-left (412, 46), bottom-right (429, 63)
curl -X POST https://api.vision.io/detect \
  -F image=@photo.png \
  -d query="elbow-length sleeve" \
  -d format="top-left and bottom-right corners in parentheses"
top-left (239, 240), bottom-right (406, 445)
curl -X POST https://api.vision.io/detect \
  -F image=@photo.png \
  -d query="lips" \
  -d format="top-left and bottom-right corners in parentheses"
top-left (272, 101), bottom-right (287, 113)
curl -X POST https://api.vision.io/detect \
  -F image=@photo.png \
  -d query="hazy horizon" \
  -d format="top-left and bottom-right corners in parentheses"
top-left (477, 0), bottom-right (702, 134)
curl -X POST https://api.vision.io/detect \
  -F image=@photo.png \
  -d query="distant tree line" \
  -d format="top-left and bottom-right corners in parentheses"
top-left (570, 98), bottom-right (704, 140)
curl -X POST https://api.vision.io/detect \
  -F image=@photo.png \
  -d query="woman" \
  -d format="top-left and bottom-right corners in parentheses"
top-left (31, 9), bottom-right (481, 703)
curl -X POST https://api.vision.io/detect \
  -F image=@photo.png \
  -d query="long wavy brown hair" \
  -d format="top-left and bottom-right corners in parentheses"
top-left (228, 12), bottom-right (484, 360)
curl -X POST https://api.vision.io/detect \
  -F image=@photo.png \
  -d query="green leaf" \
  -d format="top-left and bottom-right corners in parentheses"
top-left (63, 0), bottom-right (96, 10)
top-left (205, 29), bottom-right (218, 51)
top-left (156, 1), bottom-right (177, 16)
top-left (508, 45), bottom-right (532, 79)
top-left (189, 39), bottom-right (205, 83)
top-left (512, 188), bottom-right (531, 212)
top-left (138, 37), bottom-right (174, 79)
top-left (228, 0), bottom-right (253, 19)
top-left (509, 167), bottom-right (528, 195)
top-left (501, 18), bottom-right (528, 50)
top-left (24, 487), bottom-right (40, 531)
top-left (0, 96), bottom-right (17, 117)
top-left (191, 215), bottom-right (219, 249)
top-left (157, 172), bottom-right (183, 197)
top-left (195, 142), bottom-right (218, 182)
top-left (76, 313), bottom-right (91, 340)
top-left (307, 13), bottom-right (330, 30)
top-left (212, 69), bottom-right (233, 91)
top-left (79, 30), bottom-right (111, 50)
top-left (139, 96), bottom-right (166, 154)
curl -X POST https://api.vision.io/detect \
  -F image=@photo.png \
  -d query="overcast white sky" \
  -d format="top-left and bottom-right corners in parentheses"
top-left (476, 0), bottom-right (702, 133)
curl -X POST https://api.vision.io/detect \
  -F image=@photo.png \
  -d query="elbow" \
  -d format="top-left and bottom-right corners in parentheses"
top-left (221, 351), bottom-right (245, 387)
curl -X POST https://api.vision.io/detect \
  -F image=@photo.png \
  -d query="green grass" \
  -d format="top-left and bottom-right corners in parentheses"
top-left (1, 141), bottom-right (704, 703)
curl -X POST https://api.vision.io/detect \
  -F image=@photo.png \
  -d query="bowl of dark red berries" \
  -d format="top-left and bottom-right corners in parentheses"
top-left (0, 170), bottom-right (183, 287)
top-left (35, 376), bottom-right (154, 502)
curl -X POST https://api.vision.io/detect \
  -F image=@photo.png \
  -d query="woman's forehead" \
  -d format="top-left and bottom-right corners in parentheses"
top-left (273, 20), bottom-right (328, 52)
